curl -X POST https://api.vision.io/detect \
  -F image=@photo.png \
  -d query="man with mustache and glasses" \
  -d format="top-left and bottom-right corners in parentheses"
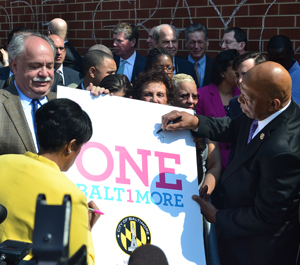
top-left (0, 32), bottom-right (105, 155)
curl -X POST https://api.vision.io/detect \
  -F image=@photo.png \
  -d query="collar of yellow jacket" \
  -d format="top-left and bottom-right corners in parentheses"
top-left (24, 151), bottom-right (60, 171)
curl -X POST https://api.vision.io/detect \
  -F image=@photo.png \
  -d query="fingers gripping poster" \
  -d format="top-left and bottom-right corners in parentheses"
top-left (57, 86), bottom-right (206, 265)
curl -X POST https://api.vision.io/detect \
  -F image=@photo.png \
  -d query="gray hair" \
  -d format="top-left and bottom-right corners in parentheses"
top-left (8, 32), bottom-right (56, 68)
top-left (152, 24), bottom-right (179, 43)
top-left (112, 22), bottom-right (139, 47)
top-left (185, 23), bottom-right (208, 41)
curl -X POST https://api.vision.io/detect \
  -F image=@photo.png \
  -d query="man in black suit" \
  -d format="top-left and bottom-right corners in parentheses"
top-left (161, 61), bottom-right (300, 265)
top-left (152, 24), bottom-right (198, 87)
top-left (48, 18), bottom-right (82, 73)
top-left (112, 23), bottom-right (145, 83)
top-left (48, 34), bottom-right (82, 86)
top-left (185, 23), bottom-right (213, 88)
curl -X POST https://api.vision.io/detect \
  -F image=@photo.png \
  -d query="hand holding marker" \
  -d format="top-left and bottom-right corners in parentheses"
top-left (156, 116), bottom-right (182, 134)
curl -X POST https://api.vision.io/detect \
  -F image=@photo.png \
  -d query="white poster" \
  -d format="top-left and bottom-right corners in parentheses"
top-left (57, 86), bottom-right (206, 265)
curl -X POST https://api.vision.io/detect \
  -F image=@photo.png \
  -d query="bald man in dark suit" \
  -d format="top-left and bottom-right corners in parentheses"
top-left (161, 61), bottom-right (300, 265)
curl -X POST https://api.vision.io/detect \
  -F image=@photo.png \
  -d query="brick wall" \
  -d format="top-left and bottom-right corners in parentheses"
top-left (0, 0), bottom-right (299, 60)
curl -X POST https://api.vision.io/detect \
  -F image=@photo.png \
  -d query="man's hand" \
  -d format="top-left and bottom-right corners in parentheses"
top-left (199, 185), bottom-right (210, 202)
top-left (88, 200), bottom-right (101, 231)
top-left (161, 110), bottom-right (199, 131)
top-left (85, 83), bottom-right (110, 96)
top-left (192, 191), bottom-right (218, 223)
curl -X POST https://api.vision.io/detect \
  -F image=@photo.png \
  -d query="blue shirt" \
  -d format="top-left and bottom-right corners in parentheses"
top-left (188, 54), bottom-right (206, 87)
top-left (289, 59), bottom-right (300, 106)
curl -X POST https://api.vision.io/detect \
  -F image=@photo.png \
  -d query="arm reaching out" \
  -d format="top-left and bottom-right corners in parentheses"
top-left (161, 110), bottom-right (199, 131)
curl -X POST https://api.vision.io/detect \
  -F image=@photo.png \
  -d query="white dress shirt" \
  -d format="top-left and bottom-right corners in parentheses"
top-left (252, 100), bottom-right (291, 139)
top-left (14, 81), bottom-right (48, 152)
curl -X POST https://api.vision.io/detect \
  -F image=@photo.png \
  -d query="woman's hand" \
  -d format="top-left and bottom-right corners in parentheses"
top-left (86, 83), bottom-right (110, 96)
top-left (87, 200), bottom-right (101, 231)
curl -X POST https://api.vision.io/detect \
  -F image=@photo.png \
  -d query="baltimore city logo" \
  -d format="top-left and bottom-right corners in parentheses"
top-left (116, 216), bottom-right (151, 255)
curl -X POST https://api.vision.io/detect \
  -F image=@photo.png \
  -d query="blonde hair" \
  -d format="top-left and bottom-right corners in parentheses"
top-left (172, 74), bottom-right (195, 90)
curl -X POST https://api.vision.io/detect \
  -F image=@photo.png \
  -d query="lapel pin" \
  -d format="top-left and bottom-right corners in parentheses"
top-left (260, 133), bottom-right (265, 140)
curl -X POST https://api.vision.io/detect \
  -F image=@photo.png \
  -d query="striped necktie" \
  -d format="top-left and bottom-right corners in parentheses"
top-left (194, 62), bottom-right (200, 86)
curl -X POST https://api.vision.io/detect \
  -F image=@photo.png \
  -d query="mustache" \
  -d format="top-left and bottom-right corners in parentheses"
top-left (32, 77), bottom-right (52, 82)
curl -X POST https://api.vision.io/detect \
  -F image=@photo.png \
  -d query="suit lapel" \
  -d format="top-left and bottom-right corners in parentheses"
top-left (63, 66), bottom-right (70, 85)
top-left (113, 54), bottom-right (120, 71)
top-left (132, 53), bottom-right (140, 82)
top-left (2, 85), bottom-right (36, 152)
top-left (209, 84), bottom-right (226, 117)
top-left (222, 105), bottom-right (293, 183)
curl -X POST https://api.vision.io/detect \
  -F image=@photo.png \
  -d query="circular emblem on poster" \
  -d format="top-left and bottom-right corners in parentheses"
top-left (115, 216), bottom-right (151, 255)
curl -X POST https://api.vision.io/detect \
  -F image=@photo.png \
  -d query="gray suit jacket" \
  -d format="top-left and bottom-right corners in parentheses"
top-left (0, 84), bottom-right (56, 155)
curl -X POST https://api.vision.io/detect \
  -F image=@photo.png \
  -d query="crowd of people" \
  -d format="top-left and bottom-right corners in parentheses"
top-left (0, 17), bottom-right (299, 265)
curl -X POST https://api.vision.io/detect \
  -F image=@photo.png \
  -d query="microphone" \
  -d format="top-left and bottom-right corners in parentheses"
top-left (0, 204), bottom-right (7, 224)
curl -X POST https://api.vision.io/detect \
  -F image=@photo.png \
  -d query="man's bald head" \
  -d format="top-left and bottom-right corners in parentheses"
top-left (239, 61), bottom-right (292, 120)
top-left (48, 18), bottom-right (68, 41)
top-left (244, 61), bottom-right (291, 103)
top-left (88, 44), bottom-right (113, 57)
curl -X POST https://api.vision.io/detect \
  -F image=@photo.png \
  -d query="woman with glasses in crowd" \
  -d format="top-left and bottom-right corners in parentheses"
top-left (144, 47), bottom-right (174, 79)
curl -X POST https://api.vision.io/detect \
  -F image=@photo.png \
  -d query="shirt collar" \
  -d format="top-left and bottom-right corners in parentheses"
top-left (257, 100), bottom-right (291, 132)
top-left (121, 51), bottom-right (136, 65)
top-left (55, 65), bottom-right (63, 73)
top-left (14, 80), bottom-right (47, 109)
top-left (188, 54), bottom-right (206, 65)
top-left (81, 81), bottom-right (85, 90)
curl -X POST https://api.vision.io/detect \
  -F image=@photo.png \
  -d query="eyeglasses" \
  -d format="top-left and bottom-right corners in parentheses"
top-left (55, 46), bottom-right (65, 51)
top-left (157, 65), bottom-right (174, 73)
top-left (219, 40), bottom-right (238, 47)
top-left (179, 93), bottom-right (199, 100)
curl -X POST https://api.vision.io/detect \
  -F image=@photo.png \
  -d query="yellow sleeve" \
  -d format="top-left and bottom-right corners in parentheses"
top-left (69, 189), bottom-right (95, 265)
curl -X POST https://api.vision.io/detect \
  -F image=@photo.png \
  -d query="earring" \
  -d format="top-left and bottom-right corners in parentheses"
top-left (67, 150), bottom-right (72, 155)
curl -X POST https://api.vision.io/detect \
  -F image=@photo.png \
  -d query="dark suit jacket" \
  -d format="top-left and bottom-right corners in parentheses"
top-left (175, 56), bottom-right (199, 87)
top-left (185, 55), bottom-right (214, 87)
top-left (63, 66), bottom-right (83, 86)
top-left (0, 84), bottom-right (56, 155)
top-left (64, 42), bottom-right (83, 74)
top-left (196, 101), bottom-right (300, 265)
top-left (113, 52), bottom-right (145, 83)
top-left (229, 95), bottom-right (243, 119)
top-left (0, 66), bottom-right (10, 89)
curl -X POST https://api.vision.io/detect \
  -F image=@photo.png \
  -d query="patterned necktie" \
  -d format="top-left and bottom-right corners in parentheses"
top-left (56, 69), bottom-right (62, 76)
top-left (31, 99), bottom-right (40, 149)
top-left (194, 62), bottom-right (200, 87)
top-left (247, 119), bottom-right (258, 144)
top-left (117, 60), bottom-right (127, 74)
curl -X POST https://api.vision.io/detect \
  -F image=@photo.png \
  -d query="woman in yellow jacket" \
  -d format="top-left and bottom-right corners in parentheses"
top-left (0, 98), bottom-right (99, 265)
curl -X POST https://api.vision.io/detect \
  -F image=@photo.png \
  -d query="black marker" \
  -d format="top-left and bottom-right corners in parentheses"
top-left (156, 116), bottom-right (182, 134)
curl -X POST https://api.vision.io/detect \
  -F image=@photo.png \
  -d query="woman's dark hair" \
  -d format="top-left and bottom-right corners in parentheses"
top-left (36, 98), bottom-right (93, 153)
top-left (132, 70), bottom-right (174, 104)
top-left (211, 49), bottom-right (240, 86)
top-left (99, 74), bottom-right (133, 98)
top-left (144, 47), bottom-right (173, 72)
